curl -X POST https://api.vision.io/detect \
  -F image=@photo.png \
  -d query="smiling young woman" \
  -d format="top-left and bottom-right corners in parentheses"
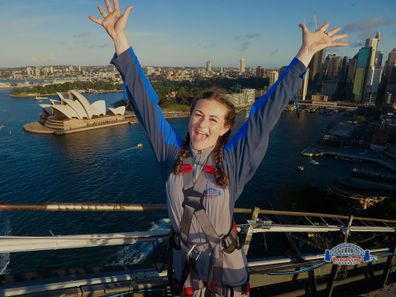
top-left (89, 1), bottom-right (348, 296)
top-left (189, 99), bottom-right (231, 151)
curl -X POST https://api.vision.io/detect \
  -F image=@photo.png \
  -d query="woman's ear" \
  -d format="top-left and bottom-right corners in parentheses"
top-left (219, 124), bottom-right (231, 137)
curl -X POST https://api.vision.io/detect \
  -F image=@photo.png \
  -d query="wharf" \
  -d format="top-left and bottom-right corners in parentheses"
top-left (302, 145), bottom-right (396, 173)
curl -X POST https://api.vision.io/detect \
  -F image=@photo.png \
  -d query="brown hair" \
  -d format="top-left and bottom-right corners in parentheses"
top-left (173, 90), bottom-right (236, 188)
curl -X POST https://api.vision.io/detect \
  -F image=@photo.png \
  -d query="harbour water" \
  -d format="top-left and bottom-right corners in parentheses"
top-left (0, 88), bottom-right (387, 273)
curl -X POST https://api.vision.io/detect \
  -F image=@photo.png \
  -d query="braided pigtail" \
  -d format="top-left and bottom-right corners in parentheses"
top-left (173, 133), bottom-right (191, 175)
top-left (213, 130), bottom-right (231, 188)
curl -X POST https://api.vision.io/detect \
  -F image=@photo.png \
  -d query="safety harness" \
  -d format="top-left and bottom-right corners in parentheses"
top-left (167, 152), bottom-right (249, 296)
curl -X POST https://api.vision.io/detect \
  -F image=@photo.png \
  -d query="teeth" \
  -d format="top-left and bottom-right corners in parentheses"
top-left (196, 131), bottom-right (207, 136)
top-left (194, 130), bottom-right (208, 141)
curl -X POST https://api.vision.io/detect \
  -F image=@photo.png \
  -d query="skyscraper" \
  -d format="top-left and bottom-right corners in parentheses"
top-left (256, 66), bottom-right (264, 78)
top-left (308, 49), bottom-right (326, 90)
top-left (35, 67), bottom-right (40, 77)
top-left (327, 55), bottom-right (342, 80)
top-left (384, 49), bottom-right (396, 104)
top-left (206, 60), bottom-right (212, 73)
top-left (240, 58), bottom-right (246, 74)
top-left (384, 48), bottom-right (396, 82)
top-left (352, 47), bottom-right (371, 102)
top-left (269, 70), bottom-right (279, 87)
top-left (352, 32), bottom-right (382, 103)
top-left (364, 32), bottom-right (382, 103)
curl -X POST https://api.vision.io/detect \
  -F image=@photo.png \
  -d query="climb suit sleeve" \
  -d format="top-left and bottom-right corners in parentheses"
top-left (111, 48), bottom-right (182, 179)
top-left (224, 58), bottom-right (307, 200)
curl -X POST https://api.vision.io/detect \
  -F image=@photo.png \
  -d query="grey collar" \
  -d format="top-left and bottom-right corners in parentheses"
top-left (190, 143), bottom-right (215, 182)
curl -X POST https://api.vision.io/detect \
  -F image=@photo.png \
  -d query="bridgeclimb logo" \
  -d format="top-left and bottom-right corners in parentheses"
top-left (324, 243), bottom-right (376, 265)
top-left (204, 188), bottom-right (222, 199)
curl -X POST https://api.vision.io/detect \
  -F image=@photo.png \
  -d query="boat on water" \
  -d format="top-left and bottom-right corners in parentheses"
top-left (136, 143), bottom-right (143, 149)
top-left (34, 96), bottom-right (48, 101)
top-left (310, 159), bottom-right (320, 165)
top-left (297, 165), bottom-right (304, 172)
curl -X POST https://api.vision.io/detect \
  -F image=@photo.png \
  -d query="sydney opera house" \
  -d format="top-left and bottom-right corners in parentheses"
top-left (24, 90), bottom-right (132, 135)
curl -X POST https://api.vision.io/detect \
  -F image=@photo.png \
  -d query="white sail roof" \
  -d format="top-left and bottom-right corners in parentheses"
top-left (108, 106), bottom-right (126, 116)
top-left (91, 100), bottom-right (106, 116)
top-left (51, 105), bottom-right (79, 119)
top-left (70, 90), bottom-right (94, 119)
top-left (40, 90), bottom-right (121, 120)
top-left (63, 99), bottom-right (87, 119)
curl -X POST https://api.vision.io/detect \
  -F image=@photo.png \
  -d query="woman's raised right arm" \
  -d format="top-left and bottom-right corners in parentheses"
top-left (89, 0), bottom-right (182, 178)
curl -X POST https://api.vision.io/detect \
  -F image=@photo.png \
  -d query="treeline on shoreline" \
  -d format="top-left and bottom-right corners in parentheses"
top-left (11, 76), bottom-right (269, 106)
top-left (10, 81), bottom-right (123, 97)
top-left (152, 76), bottom-right (269, 106)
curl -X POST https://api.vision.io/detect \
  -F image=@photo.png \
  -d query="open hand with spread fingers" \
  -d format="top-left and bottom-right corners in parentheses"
top-left (296, 23), bottom-right (348, 67)
top-left (88, 0), bottom-right (133, 54)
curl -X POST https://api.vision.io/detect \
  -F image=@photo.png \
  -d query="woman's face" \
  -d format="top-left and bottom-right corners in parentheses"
top-left (189, 99), bottom-right (230, 151)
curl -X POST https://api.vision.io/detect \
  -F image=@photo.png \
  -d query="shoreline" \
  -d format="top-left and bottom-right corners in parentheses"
top-left (301, 144), bottom-right (396, 173)
top-left (9, 89), bottom-right (123, 98)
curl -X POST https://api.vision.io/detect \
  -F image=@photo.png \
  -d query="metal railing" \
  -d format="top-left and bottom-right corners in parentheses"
top-left (0, 203), bottom-right (395, 297)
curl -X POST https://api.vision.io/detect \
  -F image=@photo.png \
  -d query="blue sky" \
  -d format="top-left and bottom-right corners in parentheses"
top-left (1, 0), bottom-right (395, 68)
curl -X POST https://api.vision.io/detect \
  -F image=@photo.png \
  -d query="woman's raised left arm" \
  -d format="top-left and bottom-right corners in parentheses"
top-left (224, 23), bottom-right (348, 199)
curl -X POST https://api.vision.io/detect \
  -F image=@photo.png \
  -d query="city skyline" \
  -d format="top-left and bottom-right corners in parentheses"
top-left (1, 0), bottom-right (395, 68)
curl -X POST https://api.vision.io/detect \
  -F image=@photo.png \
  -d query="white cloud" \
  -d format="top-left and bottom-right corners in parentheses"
top-left (130, 31), bottom-right (167, 38)
top-left (74, 31), bottom-right (92, 38)
top-left (246, 33), bottom-right (260, 39)
top-left (240, 42), bottom-right (250, 52)
top-left (343, 17), bottom-right (396, 33)
top-left (89, 44), bottom-right (108, 49)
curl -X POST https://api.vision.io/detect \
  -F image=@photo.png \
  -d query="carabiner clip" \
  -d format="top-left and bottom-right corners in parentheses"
top-left (187, 243), bottom-right (201, 263)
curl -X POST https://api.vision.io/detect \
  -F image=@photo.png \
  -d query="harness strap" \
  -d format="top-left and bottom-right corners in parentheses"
top-left (171, 152), bottom-right (243, 294)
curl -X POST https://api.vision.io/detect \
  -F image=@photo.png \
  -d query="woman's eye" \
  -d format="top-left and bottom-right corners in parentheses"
top-left (210, 119), bottom-right (217, 123)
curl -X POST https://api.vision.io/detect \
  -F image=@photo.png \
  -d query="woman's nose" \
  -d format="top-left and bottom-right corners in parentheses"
top-left (198, 117), bottom-right (208, 128)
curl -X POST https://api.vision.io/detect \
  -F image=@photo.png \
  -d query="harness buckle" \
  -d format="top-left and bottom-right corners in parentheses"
top-left (187, 243), bottom-right (201, 264)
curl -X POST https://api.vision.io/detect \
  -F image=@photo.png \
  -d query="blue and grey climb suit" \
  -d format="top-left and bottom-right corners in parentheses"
top-left (111, 48), bottom-right (306, 296)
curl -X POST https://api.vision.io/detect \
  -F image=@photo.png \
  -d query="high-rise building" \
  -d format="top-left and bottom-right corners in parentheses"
top-left (384, 48), bottom-right (396, 82)
top-left (366, 33), bottom-right (381, 67)
top-left (239, 58), bottom-right (246, 74)
top-left (385, 65), bottom-right (396, 104)
top-left (319, 54), bottom-right (343, 99)
top-left (375, 52), bottom-right (383, 67)
top-left (364, 33), bottom-right (382, 103)
top-left (308, 49), bottom-right (326, 90)
top-left (35, 67), bottom-right (40, 77)
top-left (327, 55), bottom-right (342, 80)
top-left (346, 56), bottom-right (357, 85)
top-left (256, 66), bottom-right (264, 78)
top-left (206, 60), bottom-right (212, 73)
top-left (353, 47), bottom-right (371, 102)
top-left (381, 49), bottom-right (396, 104)
top-left (225, 88), bottom-right (255, 107)
top-left (338, 56), bottom-right (349, 86)
top-left (269, 70), bottom-right (279, 87)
